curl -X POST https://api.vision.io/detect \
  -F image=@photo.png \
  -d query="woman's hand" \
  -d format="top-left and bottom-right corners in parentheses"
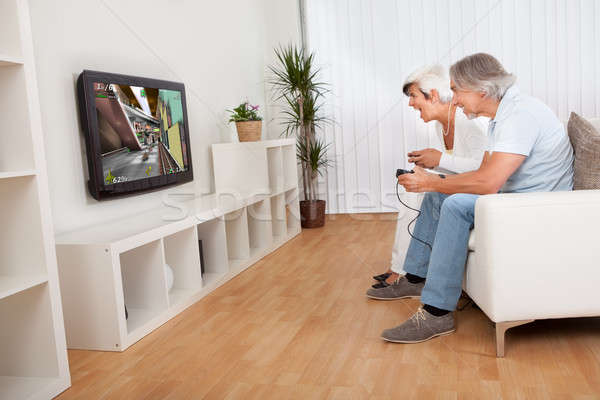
top-left (407, 148), bottom-right (442, 169)
top-left (397, 166), bottom-right (437, 192)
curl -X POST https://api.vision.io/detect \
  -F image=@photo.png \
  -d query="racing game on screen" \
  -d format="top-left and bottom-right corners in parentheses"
top-left (93, 82), bottom-right (189, 185)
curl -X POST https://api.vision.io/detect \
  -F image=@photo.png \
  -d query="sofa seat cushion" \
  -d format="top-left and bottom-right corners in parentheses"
top-left (468, 230), bottom-right (475, 251)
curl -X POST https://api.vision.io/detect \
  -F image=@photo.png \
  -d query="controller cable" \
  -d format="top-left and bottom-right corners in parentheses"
top-left (395, 179), bottom-right (474, 312)
top-left (395, 181), bottom-right (432, 251)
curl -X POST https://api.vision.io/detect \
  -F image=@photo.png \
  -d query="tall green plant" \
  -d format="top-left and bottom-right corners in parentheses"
top-left (269, 44), bottom-right (331, 201)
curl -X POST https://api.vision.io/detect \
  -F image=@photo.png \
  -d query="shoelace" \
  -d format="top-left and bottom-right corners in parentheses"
top-left (374, 277), bottom-right (401, 288)
top-left (410, 307), bottom-right (427, 328)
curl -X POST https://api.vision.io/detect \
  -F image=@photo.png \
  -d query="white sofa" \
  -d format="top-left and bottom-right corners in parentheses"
top-left (464, 117), bottom-right (600, 357)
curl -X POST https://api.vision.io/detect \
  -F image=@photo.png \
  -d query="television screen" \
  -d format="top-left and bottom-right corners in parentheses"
top-left (77, 71), bottom-right (193, 200)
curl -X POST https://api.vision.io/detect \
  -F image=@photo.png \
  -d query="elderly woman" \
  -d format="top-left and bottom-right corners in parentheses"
top-left (368, 64), bottom-right (488, 294)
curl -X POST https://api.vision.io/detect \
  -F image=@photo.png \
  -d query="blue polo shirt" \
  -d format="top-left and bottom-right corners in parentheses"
top-left (486, 85), bottom-right (574, 193)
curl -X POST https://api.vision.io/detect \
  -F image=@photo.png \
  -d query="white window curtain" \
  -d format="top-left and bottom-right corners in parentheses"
top-left (303, 0), bottom-right (600, 214)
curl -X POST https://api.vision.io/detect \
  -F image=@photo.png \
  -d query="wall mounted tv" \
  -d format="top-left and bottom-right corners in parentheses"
top-left (77, 70), bottom-right (193, 200)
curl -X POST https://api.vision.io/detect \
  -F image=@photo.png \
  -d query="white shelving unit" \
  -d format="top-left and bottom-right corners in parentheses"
top-left (267, 146), bottom-right (283, 193)
top-left (225, 208), bottom-right (251, 268)
top-left (271, 194), bottom-right (287, 240)
top-left (163, 227), bottom-right (203, 306)
top-left (282, 143), bottom-right (298, 191)
top-left (120, 240), bottom-right (170, 334)
top-left (55, 138), bottom-right (301, 351)
top-left (285, 187), bottom-right (302, 232)
top-left (0, 0), bottom-right (71, 398)
top-left (196, 218), bottom-right (229, 287)
top-left (247, 199), bottom-right (274, 254)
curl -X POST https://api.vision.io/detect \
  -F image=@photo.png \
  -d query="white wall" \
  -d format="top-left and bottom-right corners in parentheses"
top-left (305, 0), bottom-right (600, 214)
top-left (29, 0), bottom-right (300, 234)
top-left (263, 0), bottom-right (304, 140)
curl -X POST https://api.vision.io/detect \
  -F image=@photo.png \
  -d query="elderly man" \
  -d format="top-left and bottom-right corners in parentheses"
top-left (382, 53), bottom-right (574, 344)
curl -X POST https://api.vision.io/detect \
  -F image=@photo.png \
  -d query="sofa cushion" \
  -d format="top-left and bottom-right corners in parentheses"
top-left (468, 230), bottom-right (475, 251)
top-left (567, 112), bottom-right (600, 190)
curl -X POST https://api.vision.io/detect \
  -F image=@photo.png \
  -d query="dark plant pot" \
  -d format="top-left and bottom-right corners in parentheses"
top-left (300, 200), bottom-right (326, 228)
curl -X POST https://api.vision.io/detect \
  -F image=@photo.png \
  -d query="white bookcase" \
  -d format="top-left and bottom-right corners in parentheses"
top-left (0, 0), bottom-right (71, 398)
top-left (55, 138), bottom-right (301, 351)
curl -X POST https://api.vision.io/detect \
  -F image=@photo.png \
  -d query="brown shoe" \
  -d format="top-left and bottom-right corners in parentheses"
top-left (366, 276), bottom-right (423, 300)
top-left (381, 307), bottom-right (455, 343)
top-left (372, 272), bottom-right (392, 282)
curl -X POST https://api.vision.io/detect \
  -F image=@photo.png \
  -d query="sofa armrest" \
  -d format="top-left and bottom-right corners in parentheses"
top-left (466, 189), bottom-right (600, 322)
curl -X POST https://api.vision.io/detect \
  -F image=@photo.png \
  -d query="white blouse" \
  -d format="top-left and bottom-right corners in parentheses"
top-left (434, 107), bottom-right (488, 174)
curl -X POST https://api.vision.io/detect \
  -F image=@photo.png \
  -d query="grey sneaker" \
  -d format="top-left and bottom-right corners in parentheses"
top-left (366, 276), bottom-right (424, 300)
top-left (381, 307), bottom-right (455, 343)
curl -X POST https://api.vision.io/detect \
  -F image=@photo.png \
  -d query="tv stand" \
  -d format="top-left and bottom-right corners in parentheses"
top-left (55, 139), bottom-right (300, 351)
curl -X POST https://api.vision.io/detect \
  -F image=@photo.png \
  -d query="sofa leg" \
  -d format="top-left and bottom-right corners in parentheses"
top-left (495, 320), bottom-right (534, 357)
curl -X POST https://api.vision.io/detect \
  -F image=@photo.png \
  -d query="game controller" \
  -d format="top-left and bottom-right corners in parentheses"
top-left (396, 168), bottom-right (414, 177)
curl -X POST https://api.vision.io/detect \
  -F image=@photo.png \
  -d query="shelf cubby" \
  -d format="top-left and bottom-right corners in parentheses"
top-left (0, 64), bottom-right (35, 173)
top-left (224, 208), bottom-right (250, 268)
top-left (0, 55), bottom-right (24, 66)
top-left (267, 146), bottom-right (283, 194)
top-left (196, 217), bottom-right (229, 285)
top-left (119, 240), bottom-right (169, 334)
top-left (0, 176), bottom-right (47, 286)
top-left (247, 199), bottom-right (273, 254)
top-left (0, 274), bottom-right (47, 301)
top-left (212, 142), bottom-right (270, 198)
top-left (270, 194), bottom-right (287, 240)
top-left (0, 170), bottom-right (37, 180)
top-left (0, 0), bottom-right (23, 60)
top-left (282, 144), bottom-right (297, 190)
top-left (0, 284), bottom-right (60, 400)
top-left (163, 227), bottom-right (202, 307)
top-left (285, 188), bottom-right (301, 232)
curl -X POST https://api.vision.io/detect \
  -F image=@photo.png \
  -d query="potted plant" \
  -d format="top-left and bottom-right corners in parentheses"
top-left (269, 44), bottom-right (332, 228)
top-left (228, 101), bottom-right (263, 142)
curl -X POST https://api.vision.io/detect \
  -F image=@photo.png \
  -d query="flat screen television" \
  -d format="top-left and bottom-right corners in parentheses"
top-left (77, 70), bottom-right (193, 200)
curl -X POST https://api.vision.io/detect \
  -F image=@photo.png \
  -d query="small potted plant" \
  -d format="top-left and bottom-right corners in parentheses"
top-left (228, 101), bottom-right (263, 142)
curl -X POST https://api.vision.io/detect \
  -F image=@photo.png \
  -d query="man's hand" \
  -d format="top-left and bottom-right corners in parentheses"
top-left (407, 148), bottom-right (442, 169)
top-left (397, 166), bottom-right (437, 192)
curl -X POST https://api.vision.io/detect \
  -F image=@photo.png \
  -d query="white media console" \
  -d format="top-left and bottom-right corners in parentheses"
top-left (55, 138), bottom-right (301, 351)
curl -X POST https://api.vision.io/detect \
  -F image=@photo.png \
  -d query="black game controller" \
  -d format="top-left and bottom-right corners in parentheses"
top-left (396, 168), bottom-right (414, 177)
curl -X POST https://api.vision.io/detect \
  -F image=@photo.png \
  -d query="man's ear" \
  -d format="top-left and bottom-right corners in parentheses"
top-left (430, 89), bottom-right (440, 103)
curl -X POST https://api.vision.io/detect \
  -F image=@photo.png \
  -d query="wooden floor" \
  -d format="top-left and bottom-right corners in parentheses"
top-left (57, 214), bottom-right (600, 399)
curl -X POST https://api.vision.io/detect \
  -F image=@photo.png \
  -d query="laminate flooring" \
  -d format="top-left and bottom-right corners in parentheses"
top-left (56, 214), bottom-right (600, 399)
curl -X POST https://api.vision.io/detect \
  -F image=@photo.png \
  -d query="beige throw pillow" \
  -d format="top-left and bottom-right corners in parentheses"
top-left (567, 112), bottom-right (600, 190)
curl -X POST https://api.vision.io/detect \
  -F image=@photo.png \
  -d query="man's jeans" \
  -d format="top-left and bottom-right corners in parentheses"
top-left (402, 192), bottom-right (479, 311)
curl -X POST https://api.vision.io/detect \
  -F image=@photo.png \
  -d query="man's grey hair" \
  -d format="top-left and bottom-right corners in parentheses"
top-left (402, 64), bottom-right (453, 103)
top-left (449, 53), bottom-right (516, 101)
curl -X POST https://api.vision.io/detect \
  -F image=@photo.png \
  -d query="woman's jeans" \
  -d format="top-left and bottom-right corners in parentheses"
top-left (402, 192), bottom-right (479, 311)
